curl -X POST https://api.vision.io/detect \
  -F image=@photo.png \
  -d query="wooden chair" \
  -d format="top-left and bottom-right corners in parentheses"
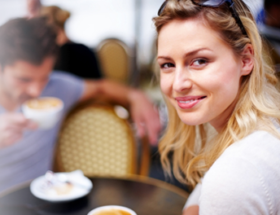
top-left (97, 38), bottom-right (131, 84)
top-left (54, 101), bottom-right (150, 177)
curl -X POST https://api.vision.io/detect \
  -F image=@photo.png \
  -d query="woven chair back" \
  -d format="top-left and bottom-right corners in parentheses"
top-left (54, 103), bottom-right (138, 177)
top-left (97, 39), bottom-right (130, 84)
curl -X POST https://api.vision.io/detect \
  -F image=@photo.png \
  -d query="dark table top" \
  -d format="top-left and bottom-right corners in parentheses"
top-left (0, 176), bottom-right (189, 215)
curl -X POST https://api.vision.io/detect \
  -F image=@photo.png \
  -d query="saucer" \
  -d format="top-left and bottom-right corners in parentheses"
top-left (30, 170), bottom-right (93, 202)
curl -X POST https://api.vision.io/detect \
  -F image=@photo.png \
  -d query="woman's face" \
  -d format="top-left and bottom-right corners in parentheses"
top-left (158, 18), bottom-right (251, 131)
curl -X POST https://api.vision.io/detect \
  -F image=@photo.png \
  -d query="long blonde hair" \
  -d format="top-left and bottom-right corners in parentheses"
top-left (153, 0), bottom-right (280, 187)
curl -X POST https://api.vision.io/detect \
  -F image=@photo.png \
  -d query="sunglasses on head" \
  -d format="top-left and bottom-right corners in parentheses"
top-left (158, 0), bottom-right (248, 37)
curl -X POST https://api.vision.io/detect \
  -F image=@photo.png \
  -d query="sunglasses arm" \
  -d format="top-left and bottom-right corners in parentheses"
top-left (226, 2), bottom-right (248, 36)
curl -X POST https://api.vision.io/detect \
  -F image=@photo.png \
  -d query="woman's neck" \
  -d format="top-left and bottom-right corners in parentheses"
top-left (56, 30), bottom-right (70, 46)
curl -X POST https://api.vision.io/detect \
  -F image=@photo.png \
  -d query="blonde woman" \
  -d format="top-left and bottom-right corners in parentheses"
top-left (153, 0), bottom-right (280, 214)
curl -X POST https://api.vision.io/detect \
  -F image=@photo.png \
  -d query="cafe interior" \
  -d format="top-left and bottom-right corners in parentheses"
top-left (0, 0), bottom-right (278, 214)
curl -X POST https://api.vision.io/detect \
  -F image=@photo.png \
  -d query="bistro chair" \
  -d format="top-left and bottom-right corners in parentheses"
top-left (97, 38), bottom-right (131, 84)
top-left (54, 100), bottom-right (150, 177)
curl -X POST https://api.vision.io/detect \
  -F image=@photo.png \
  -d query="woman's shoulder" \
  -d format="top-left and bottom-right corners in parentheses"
top-left (61, 42), bottom-right (92, 53)
top-left (222, 130), bottom-right (280, 162)
top-left (226, 129), bottom-right (280, 152)
top-left (199, 130), bottom-right (280, 214)
top-left (209, 130), bottom-right (280, 181)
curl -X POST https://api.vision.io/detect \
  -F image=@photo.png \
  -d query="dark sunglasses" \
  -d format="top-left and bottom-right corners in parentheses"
top-left (158, 0), bottom-right (248, 36)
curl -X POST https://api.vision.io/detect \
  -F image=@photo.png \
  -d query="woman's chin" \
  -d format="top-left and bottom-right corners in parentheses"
top-left (179, 116), bottom-right (206, 126)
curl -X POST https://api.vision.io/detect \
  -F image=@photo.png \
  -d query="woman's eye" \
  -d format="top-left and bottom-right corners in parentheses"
top-left (160, 63), bottom-right (174, 69)
top-left (192, 59), bottom-right (208, 66)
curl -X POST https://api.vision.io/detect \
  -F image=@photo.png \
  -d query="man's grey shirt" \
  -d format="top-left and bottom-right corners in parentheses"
top-left (0, 71), bottom-right (84, 193)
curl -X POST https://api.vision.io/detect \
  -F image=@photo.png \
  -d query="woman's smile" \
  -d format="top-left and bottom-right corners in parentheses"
top-left (175, 96), bottom-right (207, 109)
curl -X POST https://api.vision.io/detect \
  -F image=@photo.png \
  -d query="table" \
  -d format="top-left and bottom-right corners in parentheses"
top-left (0, 176), bottom-right (189, 215)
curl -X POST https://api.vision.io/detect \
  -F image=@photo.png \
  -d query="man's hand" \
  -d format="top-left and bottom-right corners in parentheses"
top-left (0, 113), bottom-right (37, 149)
top-left (81, 79), bottom-right (162, 145)
top-left (128, 90), bottom-right (162, 145)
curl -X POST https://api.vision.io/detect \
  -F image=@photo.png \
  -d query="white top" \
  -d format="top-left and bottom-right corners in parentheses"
top-left (185, 130), bottom-right (280, 215)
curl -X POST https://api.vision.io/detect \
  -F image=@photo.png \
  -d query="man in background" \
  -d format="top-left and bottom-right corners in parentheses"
top-left (0, 17), bottom-right (161, 193)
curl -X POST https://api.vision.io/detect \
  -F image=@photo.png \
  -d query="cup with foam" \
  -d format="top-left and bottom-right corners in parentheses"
top-left (22, 97), bottom-right (64, 129)
top-left (87, 205), bottom-right (137, 215)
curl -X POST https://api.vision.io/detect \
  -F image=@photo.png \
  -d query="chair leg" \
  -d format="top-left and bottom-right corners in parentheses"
top-left (139, 135), bottom-right (150, 176)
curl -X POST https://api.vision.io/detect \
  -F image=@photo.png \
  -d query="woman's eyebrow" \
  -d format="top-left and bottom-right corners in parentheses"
top-left (157, 56), bottom-right (172, 60)
top-left (183, 48), bottom-right (212, 58)
top-left (157, 48), bottom-right (212, 60)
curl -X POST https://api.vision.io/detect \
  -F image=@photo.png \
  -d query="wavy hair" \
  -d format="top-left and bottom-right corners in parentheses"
top-left (153, 0), bottom-right (280, 187)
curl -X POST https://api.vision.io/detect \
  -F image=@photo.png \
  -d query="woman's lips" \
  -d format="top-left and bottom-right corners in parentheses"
top-left (175, 96), bottom-right (206, 109)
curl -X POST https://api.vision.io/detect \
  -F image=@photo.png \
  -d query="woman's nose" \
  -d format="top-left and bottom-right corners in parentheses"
top-left (173, 67), bottom-right (193, 92)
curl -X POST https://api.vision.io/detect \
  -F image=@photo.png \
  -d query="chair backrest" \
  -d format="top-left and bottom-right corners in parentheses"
top-left (97, 38), bottom-right (131, 84)
top-left (54, 101), bottom-right (150, 177)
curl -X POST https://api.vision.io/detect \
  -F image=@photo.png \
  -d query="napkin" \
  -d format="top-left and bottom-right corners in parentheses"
top-left (41, 170), bottom-right (91, 196)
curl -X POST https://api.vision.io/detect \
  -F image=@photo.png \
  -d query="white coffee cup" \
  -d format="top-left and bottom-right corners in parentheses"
top-left (22, 97), bottom-right (64, 129)
top-left (87, 205), bottom-right (137, 215)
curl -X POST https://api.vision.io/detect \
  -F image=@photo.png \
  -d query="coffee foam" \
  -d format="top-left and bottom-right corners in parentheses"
top-left (88, 206), bottom-right (136, 215)
top-left (92, 209), bottom-right (131, 215)
top-left (26, 97), bottom-right (62, 110)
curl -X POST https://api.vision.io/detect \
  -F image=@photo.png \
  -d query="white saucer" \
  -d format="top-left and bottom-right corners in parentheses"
top-left (30, 171), bottom-right (93, 202)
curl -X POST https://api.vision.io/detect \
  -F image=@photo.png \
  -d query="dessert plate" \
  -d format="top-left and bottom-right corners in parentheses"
top-left (30, 170), bottom-right (93, 202)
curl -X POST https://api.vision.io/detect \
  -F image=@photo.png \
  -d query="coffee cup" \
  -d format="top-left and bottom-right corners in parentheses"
top-left (87, 205), bottom-right (137, 215)
top-left (22, 97), bottom-right (64, 129)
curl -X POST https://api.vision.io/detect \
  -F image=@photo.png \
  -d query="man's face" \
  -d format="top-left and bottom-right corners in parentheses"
top-left (0, 57), bottom-right (55, 106)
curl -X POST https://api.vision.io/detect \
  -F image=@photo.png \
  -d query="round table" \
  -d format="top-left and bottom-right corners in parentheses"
top-left (0, 176), bottom-right (189, 215)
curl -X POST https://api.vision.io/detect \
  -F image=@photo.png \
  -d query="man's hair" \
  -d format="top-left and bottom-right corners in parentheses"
top-left (0, 17), bottom-right (59, 68)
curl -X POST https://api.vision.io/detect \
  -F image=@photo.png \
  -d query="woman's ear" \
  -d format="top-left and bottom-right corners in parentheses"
top-left (240, 44), bottom-right (254, 76)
